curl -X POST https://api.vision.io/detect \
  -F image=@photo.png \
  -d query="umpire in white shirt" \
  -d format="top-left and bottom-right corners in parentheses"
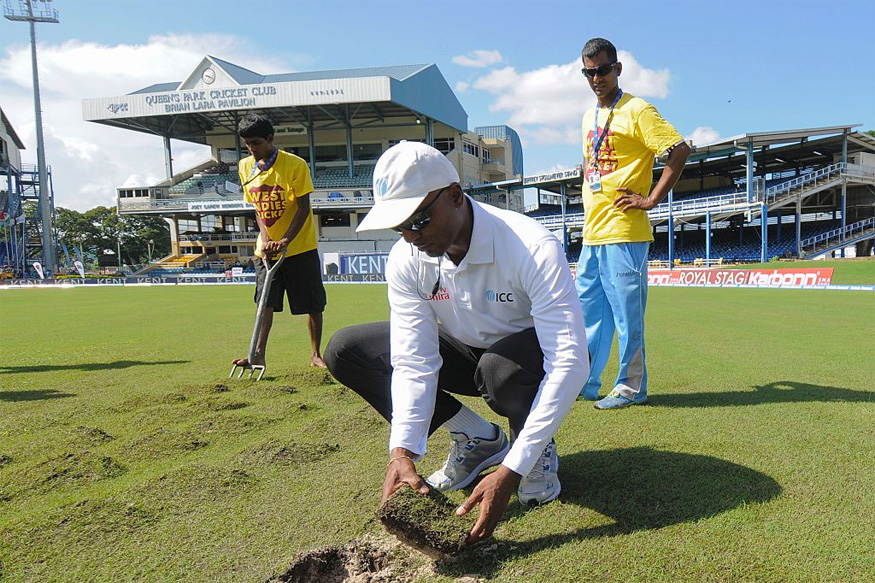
top-left (324, 141), bottom-right (589, 545)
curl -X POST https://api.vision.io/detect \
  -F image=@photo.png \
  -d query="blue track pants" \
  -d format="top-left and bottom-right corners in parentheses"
top-left (575, 242), bottom-right (649, 401)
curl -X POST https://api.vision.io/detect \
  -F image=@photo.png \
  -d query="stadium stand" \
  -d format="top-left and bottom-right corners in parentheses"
top-left (81, 58), bottom-right (874, 274)
top-left (532, 127), bottom-right (875, 265)
top-left (85, 59), bottom-right (524, 273)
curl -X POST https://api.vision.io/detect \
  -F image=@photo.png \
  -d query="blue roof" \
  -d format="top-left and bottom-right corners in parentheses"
top-left (209, 56), bottom-right (264, 85)
top-left (130, 82), bottom-right (179, 95)
top-left (264, 64), bottom-right (431, 83)
top-left (120, 60), bottom-right (467, 133)
top-left (136, 62), bottom-right (434, 89)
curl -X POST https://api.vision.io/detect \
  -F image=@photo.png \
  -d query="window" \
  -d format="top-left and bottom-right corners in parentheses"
top-left (388, 139), bottom-right (424, 146)
top-left (463, 141), bottom-right (479, 157)
top-left (320, 213), bottom-right (351, 227)
top-left (178, 219), bottom-right (199, 233)
top-left (200, 215), bottom-right (219, 231)
top-left (118, 189), bottom-right (149, 198)
top-left (433, 138), bottom-right (455, 154)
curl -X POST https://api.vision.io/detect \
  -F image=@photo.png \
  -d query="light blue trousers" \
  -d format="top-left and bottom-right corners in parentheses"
top-left (575, 242), bottom-right (649, 401)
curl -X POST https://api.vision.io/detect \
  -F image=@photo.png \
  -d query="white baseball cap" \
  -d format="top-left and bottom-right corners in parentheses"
top-left (356, 141), bottom-right (460, 232)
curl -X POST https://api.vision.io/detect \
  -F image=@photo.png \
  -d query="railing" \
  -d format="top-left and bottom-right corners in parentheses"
top-left (762, 163), bottom-right (845, 204)
top-left (801, 217), bottom-right (875, 249)
top-left (537, 213), bottom-right (585, 229)
top-left (538, 163), bottom-right (875, 230)
top-left (648, 192), bottom-right (752, 221)
top-left (311, 195), bottom-right (375, 206)
top-left (119, 192), bottom-right (379, 212)
top-left (536, 192), bottom-right (757, 230)
top-left (194, 261), bottom-right (229, 270)
top-left (844, 163), bottom-right (875, 181)
top-left (691, 257), bottom-right (724, 267)
top-left (118, 197), bottom-right (208, 211)
top-left (179, 233), bottom-right (257, 244)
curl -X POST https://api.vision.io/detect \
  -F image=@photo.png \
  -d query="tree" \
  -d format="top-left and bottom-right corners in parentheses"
top-left (55, 206), bottom-right (101, 265)
top-left (55, 206), bottom-right (170, 269)
top-left (117, 213), bottom-right (171, 265)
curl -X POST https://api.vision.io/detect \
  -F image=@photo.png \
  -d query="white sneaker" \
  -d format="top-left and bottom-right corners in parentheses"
top-left (518, 440), bottom-right (560, 505)
top-left (426, 423), bottom-right (510, 491)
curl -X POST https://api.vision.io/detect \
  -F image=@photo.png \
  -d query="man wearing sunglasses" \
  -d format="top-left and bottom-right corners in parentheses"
top-left (576, 38), bottom-right (691, 409)
top-left (325, 141), bottom-right (589, 545)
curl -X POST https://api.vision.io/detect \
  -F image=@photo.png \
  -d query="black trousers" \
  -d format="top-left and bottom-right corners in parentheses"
top-left (324, 322), bottom-right (545, 441)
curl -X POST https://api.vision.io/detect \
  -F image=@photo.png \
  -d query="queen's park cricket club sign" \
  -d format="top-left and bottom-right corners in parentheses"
top-left (84, 77), bottom-right (387, 121)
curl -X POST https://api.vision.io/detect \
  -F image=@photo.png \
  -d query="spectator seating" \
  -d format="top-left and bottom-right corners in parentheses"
top-left (649, 221), bottom-right (838, 262)
top-left (168, 161), bottom-right (379, 196)
top-left (169, 165), bottom-right (238, 196)
top-left (313, 163), bottom-right (375, 189)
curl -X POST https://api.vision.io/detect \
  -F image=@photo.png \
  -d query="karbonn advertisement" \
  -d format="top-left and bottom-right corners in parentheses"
top-left (648, 268), bottom-right (834, 288)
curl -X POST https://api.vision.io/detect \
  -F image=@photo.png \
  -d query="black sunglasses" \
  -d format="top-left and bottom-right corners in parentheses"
top-left (392, 187), bottom-right (449, 233)
top-left (581, 62), bottom-right (618, 78)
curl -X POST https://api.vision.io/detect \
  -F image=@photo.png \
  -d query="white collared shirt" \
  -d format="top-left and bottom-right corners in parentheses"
top-left (386, 197), bottom-right (589, 477)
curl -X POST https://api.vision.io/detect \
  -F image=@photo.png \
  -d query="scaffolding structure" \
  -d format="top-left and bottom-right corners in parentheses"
top-left (3, 0), bottom-right (60, 275)
top-left (1, 158), bottom-right (55, 277)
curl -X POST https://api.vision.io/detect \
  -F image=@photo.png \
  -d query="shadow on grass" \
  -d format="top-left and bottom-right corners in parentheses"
top-left (0, 360), bottom-right (189, 374)
top-left (650, 380), bottom-right (873, 408)
top-left (0, 388), bottom-right (75, 402)
top-left (440, 446), bottom-right (781, 578)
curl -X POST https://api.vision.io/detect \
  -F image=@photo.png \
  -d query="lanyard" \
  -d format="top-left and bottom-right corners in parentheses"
top-left (244, 147), bottom-right (278, 185)
top-left (592, 90), bottom-right (623, 167)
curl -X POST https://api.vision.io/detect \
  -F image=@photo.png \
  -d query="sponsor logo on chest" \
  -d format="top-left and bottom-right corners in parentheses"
top-left (485, 289), bottom-right (514, 303)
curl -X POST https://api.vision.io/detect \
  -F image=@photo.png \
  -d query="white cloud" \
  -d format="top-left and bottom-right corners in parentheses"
top-left (455, 81), bottom-right (469, 93)
top-left (452, 50), bottom-right (503, 68)
top-left (615, 51), bottom-right (670, 99)
top-left (530, 162), bottom-right (575, 176)
top-left (0, 33), bottom-right (289, 211)
top-left (524, 126), bottom-right (582, 147)
top-left (687, 126), bottom-right (722, 147)
top-left (469, 50), bottom-right (672, 147)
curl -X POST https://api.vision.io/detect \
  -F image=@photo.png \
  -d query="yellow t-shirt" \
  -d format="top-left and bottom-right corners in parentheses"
top-left (239, 150), bottom-right (317, 258)
top-left (581, 92), bottom-right (683, 245)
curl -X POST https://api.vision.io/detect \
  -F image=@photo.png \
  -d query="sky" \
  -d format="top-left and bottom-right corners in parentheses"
top-left (1, 0), bottom-right (874, 212)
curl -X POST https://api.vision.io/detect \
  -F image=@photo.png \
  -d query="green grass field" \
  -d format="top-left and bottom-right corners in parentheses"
top-left (1, 265), bottom-right (874, 582)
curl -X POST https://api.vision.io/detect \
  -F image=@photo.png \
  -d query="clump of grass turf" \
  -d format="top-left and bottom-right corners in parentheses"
top-left (376, 486), bottom-right (473, 559)
top-left (128, 427), bottom-right (209, 458)
top-left (73, 426), bottom-right (115, 445)
top-left (195, 398), bottom-right (249, 411)
top-left (37, 452), bottom-right (126, 490)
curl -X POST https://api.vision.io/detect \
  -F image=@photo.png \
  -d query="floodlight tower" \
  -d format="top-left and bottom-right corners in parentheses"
top-left (4, 0), bottom-right (59, 275)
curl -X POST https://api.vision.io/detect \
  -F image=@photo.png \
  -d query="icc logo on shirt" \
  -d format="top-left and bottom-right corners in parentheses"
top-left (486, 289), bottom-right (514, 303)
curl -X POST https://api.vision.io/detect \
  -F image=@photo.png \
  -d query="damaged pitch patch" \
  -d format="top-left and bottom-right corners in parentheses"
top-left (73, 426), bottom-right (115, 445)
top-left (128, 427), bottom-right (209, 458)
top-left (268, 533), bottom-right (427, 583)
top-left (240, 440), bottom-right (340, 467)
